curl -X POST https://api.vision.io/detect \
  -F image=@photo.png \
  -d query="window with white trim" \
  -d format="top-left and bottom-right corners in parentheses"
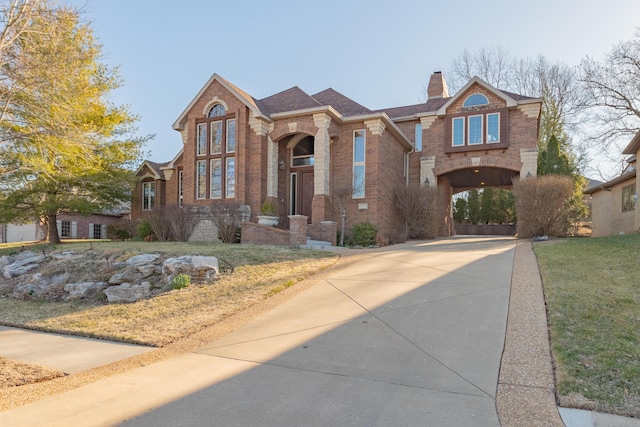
top-left (194, 104), bottom-right (236, 199)
top-left (452, 117), bottom-right (465, 147)
top-left (451, 113), bottom-right (500, 147)
top-left (415, 123), bottom-right (422, 151)
top-left (196, 160), bottom-right (206, 199)
top-left (178, 170), bottom-right (183, 207)
top-left (463, 93), bottom-right (489, 107)
top-left (487, 113), bottom-right (500, 142)
top-left (142, 181), bottom-right (155, 210)
top-left (468, 115), bottom-right (483, 145)
top-left (622, 183), bottom-right (636, 212)
top-left (353, 130), bottom-right (365, 198)
top-left (60, 221), bottom-right (71, 238)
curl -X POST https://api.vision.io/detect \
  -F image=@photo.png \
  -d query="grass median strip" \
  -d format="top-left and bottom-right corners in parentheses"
top-left (534, 233), bottom-right (640, 417)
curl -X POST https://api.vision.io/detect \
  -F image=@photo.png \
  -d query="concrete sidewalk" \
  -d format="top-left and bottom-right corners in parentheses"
top-left (1, 237), bottom-right (515, 426)
top-left (0, 326), bottom-right (153, 374)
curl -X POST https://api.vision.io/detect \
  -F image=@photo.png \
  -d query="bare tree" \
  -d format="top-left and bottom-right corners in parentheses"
top-left (580, 30), bottom-right (640, 155)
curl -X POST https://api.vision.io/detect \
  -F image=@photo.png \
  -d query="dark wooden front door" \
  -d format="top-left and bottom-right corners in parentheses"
top-left (300, 169), bottom-right (314, 223)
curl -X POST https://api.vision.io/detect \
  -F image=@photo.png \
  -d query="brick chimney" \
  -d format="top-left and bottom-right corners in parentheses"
top-left (427, 71), bottom-right (449, 99)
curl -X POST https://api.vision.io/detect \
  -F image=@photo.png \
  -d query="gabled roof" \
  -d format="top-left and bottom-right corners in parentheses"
top-left (136, 160), bottom-right (169, 180)
top-left (374, 98), bottom-right (449, 121)
top-left (583, 170), bottom-right (637, 194)
top-left (173, 73), bottom-right (268, 131)
top-left (312, 88), bottom-right (372, 116)
top-left (435, 76), bottom-right (541, 116)
top-left (623, 130), bottom-right (640, 155)
top-left (257, 86), bottom-right (322, 115)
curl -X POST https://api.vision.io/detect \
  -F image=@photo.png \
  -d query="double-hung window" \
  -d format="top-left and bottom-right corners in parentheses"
top-left (451, 112), bottom-right (500, 147)
top-left (622, 183), bottom-right (636, 212)
top-left (468, 115), bottom-right (483, 145)
top-left (452, 117), bottom-right (465, 147)
top-left (353, 130), bottom-right (366, 198)
top-left (194, 105), bottom-right (236, 199)
top-left (142, 181), bottom-right (155, 210)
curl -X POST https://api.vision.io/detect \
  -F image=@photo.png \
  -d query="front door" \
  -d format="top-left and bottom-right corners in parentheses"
top-left (290, 168), bottom-right (313, 224)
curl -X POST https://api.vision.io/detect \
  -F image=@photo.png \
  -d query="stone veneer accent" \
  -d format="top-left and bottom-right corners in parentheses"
top-left (248, 110), bottom-right (272, 136)
top-left (420, 156), bottom-right (437, 187)
top-left (202, 96), bottom-right (228, 116)
top-left (520, 148), bottom-right (538, 178)
top-left (313, 113), bottom-right (331, 196)
top-left (419, 116), bottom-right (437, 130)
top-left (517, 104), bottom-right (540, 119)
top-left (266, 135), bottom-right (278, 198)
top-left (364, 118), bottom-right (386, 136)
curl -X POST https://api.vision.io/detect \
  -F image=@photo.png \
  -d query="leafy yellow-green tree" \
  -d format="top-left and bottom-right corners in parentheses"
top-left (0, 4), bottom-right (147, 244)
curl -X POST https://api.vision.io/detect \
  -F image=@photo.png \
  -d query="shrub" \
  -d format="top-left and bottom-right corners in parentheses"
top-left (107, 221), bottom-right (132, 240)
top-left (171, 273), bottom-right (190, 290)
top-left (352, 221), bottom-right (378, 246)
top-left (260, 199), bottom-right (278, 216)
top-left (136, 220), bottom-right (155, 240)
top-left (206, 202), bottom-right (245, 243)
top-left (512, 175), bottom-right (574, 238)
top-left (393, 185), bottom-right (439, 239)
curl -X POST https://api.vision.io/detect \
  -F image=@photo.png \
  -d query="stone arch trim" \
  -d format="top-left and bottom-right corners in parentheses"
top-left (433, 156), bottom-right (522, 176)
top-left (202, 96), bottom-right (229, 116)
top-left (269, 122), bottom-right (319, 142)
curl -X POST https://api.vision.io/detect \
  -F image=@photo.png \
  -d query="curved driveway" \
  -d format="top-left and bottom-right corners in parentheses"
top-left (2, 237), bottom-right (516, 427)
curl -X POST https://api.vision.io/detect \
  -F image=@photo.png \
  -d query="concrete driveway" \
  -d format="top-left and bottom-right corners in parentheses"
top-left (1, 237), bottom-right (516, 427)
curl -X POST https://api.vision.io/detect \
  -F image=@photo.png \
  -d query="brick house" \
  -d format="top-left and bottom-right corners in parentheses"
top-left (133, 72), bottom-right (541, 244)
top-left (0, 212), bottom-right (125, 243)
top-left (584, 132), bottom-right (639, 237)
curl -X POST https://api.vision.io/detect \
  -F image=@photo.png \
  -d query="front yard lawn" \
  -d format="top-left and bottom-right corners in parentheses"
top-left (0, 241), bottom-right (338, 347)
top-left (534, 233), bottom-right (640, 417)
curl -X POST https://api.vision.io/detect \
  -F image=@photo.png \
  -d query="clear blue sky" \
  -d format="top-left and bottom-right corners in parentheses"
top-left (70, 0), bottom-right (640, 170)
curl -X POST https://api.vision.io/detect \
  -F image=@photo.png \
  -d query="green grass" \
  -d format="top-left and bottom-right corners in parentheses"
top-left (534, 233), bottom-right (640, 417)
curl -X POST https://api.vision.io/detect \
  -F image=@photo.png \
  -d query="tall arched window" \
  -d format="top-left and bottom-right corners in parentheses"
top-left (195, 103), bottom-right (236, 199)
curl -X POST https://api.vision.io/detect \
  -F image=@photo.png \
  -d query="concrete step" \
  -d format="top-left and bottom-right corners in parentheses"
top-left (300, 238), bottom-right (333, 249)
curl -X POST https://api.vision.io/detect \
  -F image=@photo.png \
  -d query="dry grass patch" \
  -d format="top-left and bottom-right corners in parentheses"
top-left (534, 233), bottom-right (640, 417)
top-left (0, 241), bottom-right (338, 346)
top-left (0, 357), bottom-right (64, 389)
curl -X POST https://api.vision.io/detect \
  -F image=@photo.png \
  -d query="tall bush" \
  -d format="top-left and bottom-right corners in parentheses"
top-left (207, 202), bottom-right (244, 243)
top-left (393, 185), bottom-right (439, 239)
top-left (512, 175), bottom-right (574, 238)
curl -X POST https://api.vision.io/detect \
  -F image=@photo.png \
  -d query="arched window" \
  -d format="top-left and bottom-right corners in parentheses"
top-left (463, 94), bottom-right (489, 108)
top-left (207, 104), bottom-right (226, 117)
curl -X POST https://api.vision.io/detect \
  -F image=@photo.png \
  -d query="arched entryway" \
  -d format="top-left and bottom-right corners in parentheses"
top-left (436, 162), bottom-right (521, 236)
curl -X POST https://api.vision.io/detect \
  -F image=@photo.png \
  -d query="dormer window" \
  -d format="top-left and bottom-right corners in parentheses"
top-left (463, 94), bottom-right (489, 108)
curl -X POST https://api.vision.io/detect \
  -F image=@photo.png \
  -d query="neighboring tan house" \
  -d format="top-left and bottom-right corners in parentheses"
top-left (584, 133), bottom-right (639, 237)
top-left (133, 72), bottom-right (541, 243)
top-left (0, 212), bottom-right (127, 243)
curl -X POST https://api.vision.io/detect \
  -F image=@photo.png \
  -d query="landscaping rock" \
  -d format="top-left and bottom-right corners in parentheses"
top-left (108, 268), bottom-right (142, 285)
top-left (51, 251), bottom-right (79, 261)
top-left (64, 281), bottom-right (108, 301)
top-left (162, 256), bottom-right (218, 283)
top-left (126, 254), bottom-right (160, 267)
top-left (3, 253), bottom-right (45, 278)
top-left (103, 282), bottom-right (151, 303)
top-left (12, 282), bottom-right (49, 298)
top-left (137, 264), bottom-right (156, 278)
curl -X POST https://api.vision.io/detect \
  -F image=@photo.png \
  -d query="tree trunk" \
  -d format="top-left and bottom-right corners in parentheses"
top-left (47, 214), bottom-right (61, 245)
top-left (340, 213), bottom-right (346, 246)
